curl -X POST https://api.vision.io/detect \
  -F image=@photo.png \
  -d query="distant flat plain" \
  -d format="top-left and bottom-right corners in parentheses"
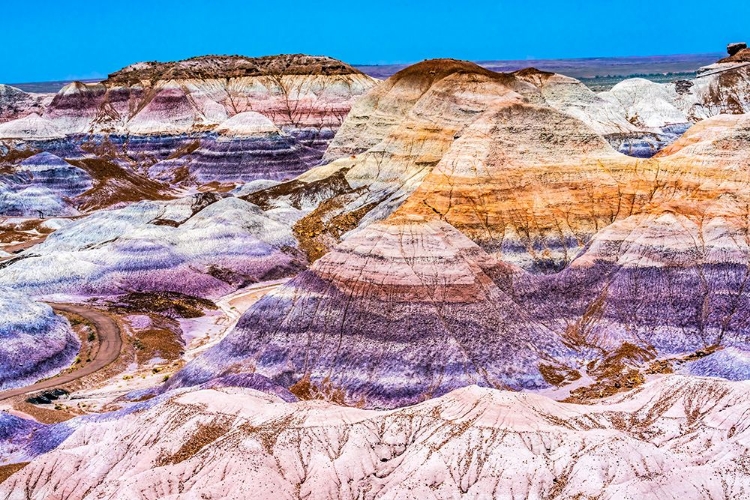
top-left (358, 52), bottom-right (722, 90)
top-left (7, 52), bottom-right (722, 93)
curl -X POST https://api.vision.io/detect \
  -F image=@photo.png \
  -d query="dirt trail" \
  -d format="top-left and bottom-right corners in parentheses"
top-left (0, 304), bottom-right (123, 402)
top-left (0, 280), bottom-right (285, 402)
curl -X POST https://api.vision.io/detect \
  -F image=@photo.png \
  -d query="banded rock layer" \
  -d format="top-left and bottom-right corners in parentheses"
top-left (0, 55), bottom-right (377, 192)
top-left (173, 219), bottom-right (571, 407)
top-left (0, 288), bottom-right (78, 390)
top-left (39, 55), bottom-right (376, 136)
top-left (0, 152), bottom-right (92, 216)
top-left (0, 195), bottom-right (304, 299)
top-left (174, 61), bottom-right (750, 407)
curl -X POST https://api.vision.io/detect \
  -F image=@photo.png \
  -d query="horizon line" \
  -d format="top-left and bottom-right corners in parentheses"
top-left (4, 50), bottom-right (727, 87)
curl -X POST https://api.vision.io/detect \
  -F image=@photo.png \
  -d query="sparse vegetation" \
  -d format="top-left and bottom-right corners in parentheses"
top-left (114, 291), bottom-right (217, 319)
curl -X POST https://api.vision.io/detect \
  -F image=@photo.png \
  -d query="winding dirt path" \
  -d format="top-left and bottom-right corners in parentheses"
top-left (0, 280), bottom-right (283, 403)
top-left (0, 304), bottom-right (123, 402)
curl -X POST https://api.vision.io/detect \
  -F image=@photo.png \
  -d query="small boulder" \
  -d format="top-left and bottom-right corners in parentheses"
top-left (727, 42), bottom-right (747, 56)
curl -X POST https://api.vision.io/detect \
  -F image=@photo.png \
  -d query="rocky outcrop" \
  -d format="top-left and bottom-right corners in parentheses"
top-left (252, 62), bottom-right (656, 262)
top-left (721, 42), bottom-right (750, 62)
top-left (0, 287), bottom-right (79, 389)
top-left (723, 48), bottom-right (750, 63)
top-left (727, 42), bottom-right (747, 57)
top-left (675, 54), bottom-right (750, 118)
top-left (3, 376), bottom-right (749, 499)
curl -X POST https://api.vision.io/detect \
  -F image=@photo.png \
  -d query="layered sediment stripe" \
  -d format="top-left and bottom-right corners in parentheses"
top-left (173, 218), bottom-right (571, 407)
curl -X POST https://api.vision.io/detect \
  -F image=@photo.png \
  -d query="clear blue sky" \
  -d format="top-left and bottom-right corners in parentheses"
top-left (2, 0), bottom-right (748, 83)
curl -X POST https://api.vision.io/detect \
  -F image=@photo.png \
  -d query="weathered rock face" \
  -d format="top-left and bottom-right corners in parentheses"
top-left (726, 48), bottom-right (750, 63)
top-left (146, 132), bottom-right (323, 185)
top-left (396, 111), bottom-right (750, 384)
top-left (3, 377), bottom-right (749, 499)
top-left (256, 60), bottom-right (540, 261)
top-left (394, 102), bottom-right (639, 272)
top-left (0, 287), bottom-right (78, 390)
top-left (727, 42), bottom-right (747, 57)
top-left (37, 55), bottom-right (375, 137)
top-left (674, 58), bottom-right (750, 118)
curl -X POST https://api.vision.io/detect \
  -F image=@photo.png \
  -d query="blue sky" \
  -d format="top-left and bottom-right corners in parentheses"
top-left (2, 0), bottom-right (748, 83)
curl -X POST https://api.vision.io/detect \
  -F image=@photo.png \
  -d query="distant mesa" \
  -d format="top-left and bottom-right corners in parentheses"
top-left (106, 53), bottom-right (366, 85)
top-left (0, 53), bottom-right (376, 193)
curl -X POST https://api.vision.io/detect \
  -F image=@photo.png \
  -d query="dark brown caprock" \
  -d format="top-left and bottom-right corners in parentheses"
top-left (727, 42), bottom-right (747, 56)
